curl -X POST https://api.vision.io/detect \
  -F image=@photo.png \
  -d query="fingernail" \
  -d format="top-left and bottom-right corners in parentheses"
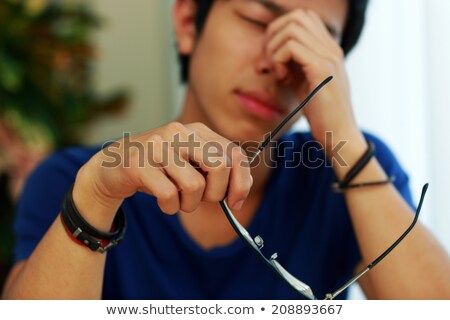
top-left (232, 200), bottom-right (245, 210)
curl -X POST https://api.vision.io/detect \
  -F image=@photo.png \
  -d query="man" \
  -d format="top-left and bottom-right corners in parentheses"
top-left (3, 0), bottom-right (450, 299)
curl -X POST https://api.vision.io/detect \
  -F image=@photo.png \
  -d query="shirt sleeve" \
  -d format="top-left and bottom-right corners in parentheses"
top-left (366, 132), bottom-right (414, 208)
top-left (12, 148), bottom-right (87, 263)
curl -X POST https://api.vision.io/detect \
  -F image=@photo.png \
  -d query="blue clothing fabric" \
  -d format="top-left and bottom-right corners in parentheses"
top-left (13, 132), bottom-right (414, 299)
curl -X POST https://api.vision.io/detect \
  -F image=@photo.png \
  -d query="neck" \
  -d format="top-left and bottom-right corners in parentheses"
top-left (178, 155), bottom-right (273, 250)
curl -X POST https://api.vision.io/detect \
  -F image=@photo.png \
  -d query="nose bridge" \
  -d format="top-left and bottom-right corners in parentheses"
top-left (254, 41), bottom-right (273, 75)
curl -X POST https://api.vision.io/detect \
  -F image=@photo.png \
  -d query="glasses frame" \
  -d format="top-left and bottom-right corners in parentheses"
top-left (219, 77), bottom-right (429, 300)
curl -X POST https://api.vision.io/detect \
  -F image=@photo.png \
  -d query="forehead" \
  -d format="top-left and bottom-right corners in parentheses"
top-left (241, 0), bottom-right (348, 31)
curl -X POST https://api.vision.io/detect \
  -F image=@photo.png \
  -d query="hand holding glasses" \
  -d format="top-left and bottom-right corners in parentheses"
top-left (219, 76), bottom-right (429, 300)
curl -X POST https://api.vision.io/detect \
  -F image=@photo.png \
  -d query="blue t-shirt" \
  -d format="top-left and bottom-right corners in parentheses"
top-left (13, 132), bottom-right (413, 299)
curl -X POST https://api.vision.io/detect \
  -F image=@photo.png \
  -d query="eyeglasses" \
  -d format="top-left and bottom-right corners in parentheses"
top-left (219, 76), bottom-right (429, 300)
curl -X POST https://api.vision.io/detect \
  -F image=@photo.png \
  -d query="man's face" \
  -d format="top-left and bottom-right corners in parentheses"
top-left (178, 0), bottom-right (348, 143)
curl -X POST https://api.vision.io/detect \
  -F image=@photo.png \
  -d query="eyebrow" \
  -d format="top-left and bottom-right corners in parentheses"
top-left (251, 0), bottom-right (341, 39)
top-left (254, 0), bottom-right (286, 15)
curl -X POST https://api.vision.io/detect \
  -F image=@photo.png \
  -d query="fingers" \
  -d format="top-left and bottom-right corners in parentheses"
top-left (267, 9), bottom-right (339, 52)
top-left (185, 123), bottom-right (253, 209)
top-left (265, 8), bottom-right (344, 82)
top-left (94, 122), bottom-right (253, 216)
top-left (267, 10), bottom-right (324, 45)
top-left (152, 134), bottom-right (207, 213)
top-left (267, 21), bottom-right (330, 61)
top-left (179, 124), bottom-right (232, 204)
top-left (141, 122), bottom-right (252, 214)
top-left (138, 166), bottom-right (180, 215)
top-left (272, 40), bottom-right (320, 72)
top-left (227, 145), bottom-right (253, 210)
top-left (305, 10), bottom-right (337, 43)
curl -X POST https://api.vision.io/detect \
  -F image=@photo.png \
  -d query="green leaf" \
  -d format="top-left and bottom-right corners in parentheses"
top-left (0, 52), bottom-right (24, 92)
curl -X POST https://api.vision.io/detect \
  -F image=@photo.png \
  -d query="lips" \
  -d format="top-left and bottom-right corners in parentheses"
top-left (235, 90), bottom-right (284, 120)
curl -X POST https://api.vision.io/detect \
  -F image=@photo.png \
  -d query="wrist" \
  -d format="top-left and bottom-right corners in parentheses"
top-left (325, 129), bottom-right (391, 187)
top-left (324, 130), bottom-right (368, 180)
top-left (72, 166), bottom-right (123, 232)
top-left (61, 184), bottom-right (126, 253)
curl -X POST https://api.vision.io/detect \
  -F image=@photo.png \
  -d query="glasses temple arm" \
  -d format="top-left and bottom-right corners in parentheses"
top-left (325, 183), bottom-right (429, 300)
top-left (249, 76), bottom-right (333, 166)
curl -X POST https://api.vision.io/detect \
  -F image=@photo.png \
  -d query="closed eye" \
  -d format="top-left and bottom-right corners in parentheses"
top-left (237, 13), bottom-right (268, 29)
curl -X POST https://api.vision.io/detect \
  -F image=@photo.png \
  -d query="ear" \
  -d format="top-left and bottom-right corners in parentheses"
top-left (173, 0), bottom-right (198, 55)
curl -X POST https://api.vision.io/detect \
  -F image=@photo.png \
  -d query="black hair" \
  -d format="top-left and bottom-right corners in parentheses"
top-left (178, 0), bottom-right (369, 82)
top-left (342, 0), bottom-right (369, 56)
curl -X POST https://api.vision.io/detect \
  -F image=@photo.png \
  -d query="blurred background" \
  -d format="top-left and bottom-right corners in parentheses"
top-left (0, 0), bottom-right (449, 297)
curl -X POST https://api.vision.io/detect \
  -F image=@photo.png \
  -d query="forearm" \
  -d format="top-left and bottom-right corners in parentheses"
top-left (3, 173), bottom-right (118, 300)
top-left (333, 133), bottom-right (450, 299)
top-left (2, 217), bottom-right (107, 299)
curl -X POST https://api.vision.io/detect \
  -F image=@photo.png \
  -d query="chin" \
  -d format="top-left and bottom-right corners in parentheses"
top-left (218, 119), bottom-right (273, 145)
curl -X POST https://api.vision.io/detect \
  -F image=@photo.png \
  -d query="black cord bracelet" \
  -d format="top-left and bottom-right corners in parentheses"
top-left (332, 176), bottom-right (396, 193)
top-left (332, 140), bottom-right (396, 193)
top-left (60, 184), bottom-right (126, 253)
top-left (339, 141), bottom-right (376, 187)
top-left (331, 140), bottom-right (395, 193)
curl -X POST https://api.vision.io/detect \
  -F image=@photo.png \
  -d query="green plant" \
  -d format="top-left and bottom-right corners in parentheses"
top-left (0, 0), bottom-right (128, 279)
top-left (0, 0), bottom-right (127, 147)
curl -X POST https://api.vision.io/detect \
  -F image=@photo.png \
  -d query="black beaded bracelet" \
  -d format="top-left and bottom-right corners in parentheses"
top-left (60, 184), bottom-right (126, 253)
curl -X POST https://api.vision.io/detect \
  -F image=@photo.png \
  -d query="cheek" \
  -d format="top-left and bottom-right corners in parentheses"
top-left (229, 23), bottom-right (267, 61)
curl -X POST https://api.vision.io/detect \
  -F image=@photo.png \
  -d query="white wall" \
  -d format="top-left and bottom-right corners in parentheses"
top-left (347, 0), bottom-right (449, 251)
top-left (425, 0), bottom-right (450, 258)
top-left (347, 0), bottom-right (430, 214)
top-left (85, 0), bottom-right (174, 144)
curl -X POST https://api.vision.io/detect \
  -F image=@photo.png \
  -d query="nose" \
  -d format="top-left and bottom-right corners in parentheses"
top-left (255, 47), bottom-right (290, 83)
top-left (255, 50), bottom-right (274, 76)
